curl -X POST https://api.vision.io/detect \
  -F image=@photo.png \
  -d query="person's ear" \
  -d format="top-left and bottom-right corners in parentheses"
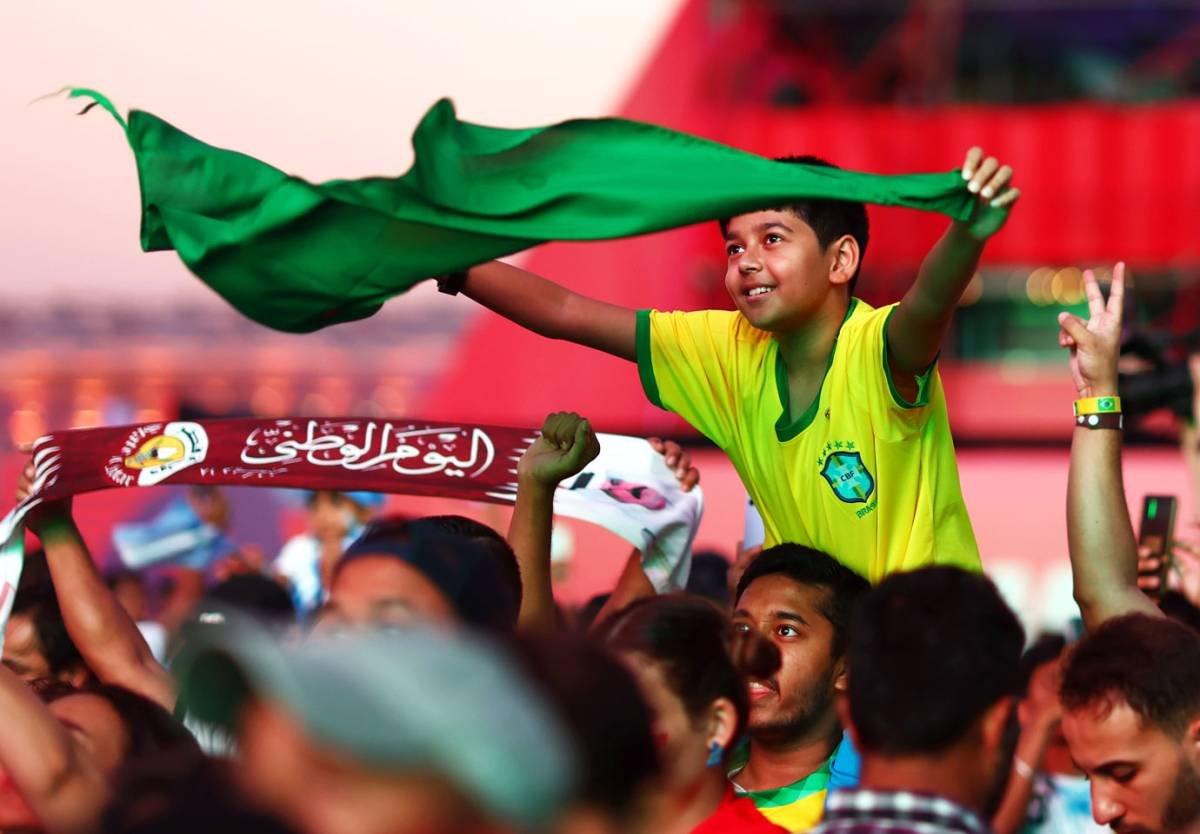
top-left (1183, 715), bottom-right (1200, 773)
top-left (828, 235), bottom-right (860, 288)
top-left (706, 697), bottom-right (739, 750)
top-left (64, 664), bottom-right (91, 688)
top-left (832, 654), bottom-right (850, 693)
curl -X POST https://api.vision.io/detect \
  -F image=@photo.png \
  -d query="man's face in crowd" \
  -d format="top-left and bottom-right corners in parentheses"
top-left (733, 574), bottom-right (842, 742)
top-left (317, 556), bottom-right (457, 632)
top-left (1062, 699), bottom-right (1200, 834)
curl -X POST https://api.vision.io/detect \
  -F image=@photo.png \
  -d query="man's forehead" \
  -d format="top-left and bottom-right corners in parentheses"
top-left (1063, 698), bottom-right (1168, 764)
top-left (737, 574), bottom-right (831, 617)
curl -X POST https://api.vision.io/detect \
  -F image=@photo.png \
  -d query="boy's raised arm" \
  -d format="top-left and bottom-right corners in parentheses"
top-left (457, 261), bottom-right (638, 361)
top-left (1059, 264), bottom-right (1161, 630)
top-left (886, 148), bottom-right (1020, 386)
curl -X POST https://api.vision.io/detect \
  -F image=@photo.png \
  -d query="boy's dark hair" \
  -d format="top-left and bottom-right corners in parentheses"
top-left (848, 567), bottom-right (1024, 755)
top-left (596, 594), bottom-right (778, 746)
top-left (44, 683), bottom-right (200, 760)
top-left (1017, 633), bottom-right (1067, 697)
top-left (10, 581), bottom-right (87, 677)
top-left (1060, 613), bottom-right (1200, 736)
top-left (734, 544), bottom-right (869, 657)
top-left (719, 155), bottom-right (870, 296)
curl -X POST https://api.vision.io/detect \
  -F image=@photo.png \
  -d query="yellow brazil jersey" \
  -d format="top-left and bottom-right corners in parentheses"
top-left (635, 299), bottom-right (980, 582)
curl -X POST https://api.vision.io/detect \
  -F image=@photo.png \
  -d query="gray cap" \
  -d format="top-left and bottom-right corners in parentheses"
top-left (175, 617), bottom-right (576, 829)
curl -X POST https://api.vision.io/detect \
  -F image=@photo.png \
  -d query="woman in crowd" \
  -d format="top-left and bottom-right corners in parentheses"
top-left (596, 593), bottom-right (788, 834)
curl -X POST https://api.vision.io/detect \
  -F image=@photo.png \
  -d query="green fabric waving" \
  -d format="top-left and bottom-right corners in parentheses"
top-left (69, 89), bottom-right (976, 333)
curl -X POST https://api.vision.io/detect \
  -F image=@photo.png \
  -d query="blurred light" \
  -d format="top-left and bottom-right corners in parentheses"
top-left (299, 393), bottom-right (333, 416)
top-left (9, 409), bottom-right (46, 445)
top-left (199, 377), bottom-right (236, 415)
top-left (958, 272), bottom-right (984, 307)
top-left (1026, 267), bottom-right (1054, 306)
top-left (70, 409), bottom-right (102, 428)
top-left (354, 399), bottom-right (385, 417)
top-left (251, 383), bottom-right (289, 416)
top-left (1051, 267), bottom-right (1084, 306)
top-left (134, 408), bottom-right (166, 423)
top-left (372, 378), bottom-right (411, 416)
top-left (316, 377), bottom-right (352, 414)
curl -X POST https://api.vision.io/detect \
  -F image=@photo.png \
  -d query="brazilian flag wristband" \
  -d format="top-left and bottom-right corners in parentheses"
top-left (1074, 396), bottom-right (1121, 417)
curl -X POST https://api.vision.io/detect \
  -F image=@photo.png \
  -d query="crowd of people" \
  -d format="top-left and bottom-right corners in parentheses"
top-left (1, 144), bottom-right (1198, 834)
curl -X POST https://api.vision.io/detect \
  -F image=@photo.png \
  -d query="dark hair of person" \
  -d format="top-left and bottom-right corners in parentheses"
top-left (10, 580), bottom-right (87, 677)
top-left (513, 633), bottom-right (659, 822)
top-left (18, 549), bottom-right (52, 591)
top-left (1060, 613), bottom-right (1200, 736)
top-left (686, 551), bottom-right (731, 605)
top-left (206, 573), bottom-right (296, 624)
top-left (576, 593), bottom-right (612, 632)
top-left (718, 155), bottom-right (870, 295)
top-left (596, 594), bottom-right (779, 751)
top-left (415, 515), bottom-right (523, 603)
top-left (735, 543), bottom-right (869, 657)
top-left (101, 748), bottom-right (299, 834)
top-left (44, 683), bottom-right (201, 760)
top-left (1017, 633), bottom-right (1067, 697)
top-left (848, 567), bottom-right (1025, 754)
top-left (338, 515), bottom-right (520, 632)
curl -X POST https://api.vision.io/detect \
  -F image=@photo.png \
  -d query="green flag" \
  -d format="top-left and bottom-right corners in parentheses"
top-left (69, 89), bottom-right (976, 333)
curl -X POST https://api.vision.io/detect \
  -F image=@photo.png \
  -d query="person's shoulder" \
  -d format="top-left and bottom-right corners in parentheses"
top-left (837, 299), bottom-right (899, 356)
top-left (655, 308), bottom-right (765, 345)
top-left (842, 298), bottom-right (892, 330)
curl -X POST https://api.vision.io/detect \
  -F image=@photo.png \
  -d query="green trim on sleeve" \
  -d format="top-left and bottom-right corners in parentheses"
top-left (881, 305), bottom-right (936, 409)
top-left (635, 309), bottom-right (665, 410)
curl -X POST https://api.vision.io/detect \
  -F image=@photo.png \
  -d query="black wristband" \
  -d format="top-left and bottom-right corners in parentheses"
top-left (436, 271), bottom-right (469, 296)
top-left (1076, 412), bottom-right (1123, 431)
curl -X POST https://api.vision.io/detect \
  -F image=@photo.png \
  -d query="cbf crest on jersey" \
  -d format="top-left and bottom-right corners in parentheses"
top-left (819, 448), bottom-right (875, 504)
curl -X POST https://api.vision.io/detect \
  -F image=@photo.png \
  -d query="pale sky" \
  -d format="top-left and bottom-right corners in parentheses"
top-left (0, 0), bottom-right (682, 307)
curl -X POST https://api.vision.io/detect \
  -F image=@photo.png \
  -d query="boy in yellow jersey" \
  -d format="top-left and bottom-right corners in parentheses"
top-left (445, 148), bottom-right (1019, 582)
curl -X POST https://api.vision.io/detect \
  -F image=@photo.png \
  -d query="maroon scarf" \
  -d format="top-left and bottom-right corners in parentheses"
top-left (4, 417), bottom-right (539, 541)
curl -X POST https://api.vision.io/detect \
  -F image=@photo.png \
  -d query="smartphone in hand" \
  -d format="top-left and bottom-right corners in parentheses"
top-left (1137, 495), bottom-right (1178, 599)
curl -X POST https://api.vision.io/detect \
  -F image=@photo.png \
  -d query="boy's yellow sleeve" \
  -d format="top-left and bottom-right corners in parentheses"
top-left (852, 303), bottom-right (941, 433)
top-left (635, 309), bottom-right (739, 448)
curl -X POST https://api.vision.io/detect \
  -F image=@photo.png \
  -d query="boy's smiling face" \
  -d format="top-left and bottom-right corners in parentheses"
top-left (723, 208), bottom-right (845, 332)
